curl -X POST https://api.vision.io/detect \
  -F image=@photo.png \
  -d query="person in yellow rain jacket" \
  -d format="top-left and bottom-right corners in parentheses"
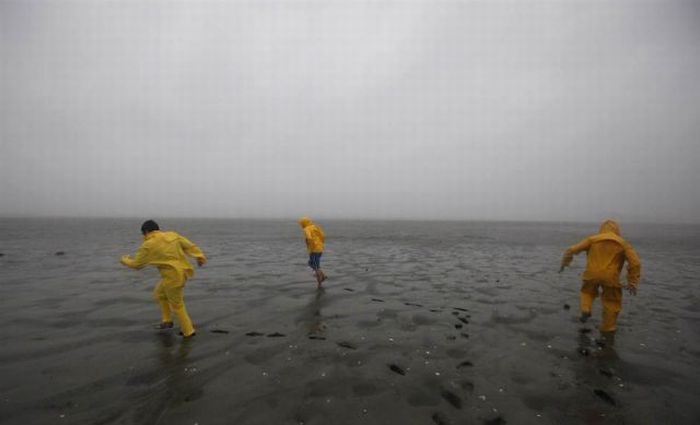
top-left (120, 220), bottom-right (206, 337)
top-left (299, 217), bottom-right (327, 288)
top-left (559, 219), bottom-right (641, 333)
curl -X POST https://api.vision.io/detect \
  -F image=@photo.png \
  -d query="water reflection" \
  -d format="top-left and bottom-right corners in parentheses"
top-left (132, 333), bottom-right (199, 425)
top-left (297, 289), bottom-right (327, 338)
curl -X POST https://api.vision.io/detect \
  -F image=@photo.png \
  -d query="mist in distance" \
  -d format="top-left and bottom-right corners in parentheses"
top-left (2, 1), bottom-right (699, 223)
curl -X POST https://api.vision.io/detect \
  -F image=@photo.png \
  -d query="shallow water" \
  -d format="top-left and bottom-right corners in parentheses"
top-left (1, 219), bottom-right (699, 424)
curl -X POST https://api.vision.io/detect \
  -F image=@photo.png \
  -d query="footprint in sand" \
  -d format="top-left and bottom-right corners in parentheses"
top-left (455, 324), bottom-right (463, 329)
top-left (599, 369), bottom-right (614, 378)
top-left (344, 288), bottom-right (355, 292)
top-left (210, 329), bottom-right (230, 334)
top-left (388, 364), bottom-right (406, 375)
top-left (308, 335), bottom-right (326, 340)
top-left (484, 416), bottom-right (507, 425)
top-left (440, 389), bottom-right (462, 409)
top-left (458, 317), bottom-right (469, 324)
top-left (593, 389), bottom-right (616, 406)
top-left (371, 298), bottom-right (385, 303)
top-left (245, 331), bottom-right (264, 337)
top-left (267, 332), bottom-right (286, 337)
top-left (337, 341), bottom-right (357, 349)
top-left (457, 360), bottom-right (474, 369)
top-left (432, 412), bottom-right (448, 425)
top-left (453, 307), bottom-right (468, 312)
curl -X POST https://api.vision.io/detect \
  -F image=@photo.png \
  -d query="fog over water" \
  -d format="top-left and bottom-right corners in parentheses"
top-left (2, 1), bottom-right (699, 222)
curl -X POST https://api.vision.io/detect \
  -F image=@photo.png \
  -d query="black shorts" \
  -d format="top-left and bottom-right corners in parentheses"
top-left (308, 252), bottom-right (322, 270)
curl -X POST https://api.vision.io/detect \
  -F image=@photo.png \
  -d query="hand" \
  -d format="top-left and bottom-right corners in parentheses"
top-left (625, 284), bottom-right (637, 296)
top-left (197, 257), bottom-right (206, 267)
top-left (120, 255), bottom-right (130, 266)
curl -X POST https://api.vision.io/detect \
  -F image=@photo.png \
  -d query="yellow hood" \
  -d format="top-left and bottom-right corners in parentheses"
top-left (599, 219), bottom-right (621, 236)
top-left (299, 217), bottom-right (312, 228)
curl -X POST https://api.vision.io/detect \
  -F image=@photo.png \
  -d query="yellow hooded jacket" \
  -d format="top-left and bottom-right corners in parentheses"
top-left (299, 217), bottom-right (325, 253)
top-left (121, 231), bottom-right (207, 279)
top-left (561, 220), bottom-right (641, 287)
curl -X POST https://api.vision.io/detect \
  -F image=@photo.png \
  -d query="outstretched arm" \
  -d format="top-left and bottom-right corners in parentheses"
top-left (624, 243), bottom-right (641, 295)
top-left (179, 235), bottom-right (207, 267)
top-left (121, 245), bottom-right (150, 269)
top-left (560, 238), bottom-right (591, 272)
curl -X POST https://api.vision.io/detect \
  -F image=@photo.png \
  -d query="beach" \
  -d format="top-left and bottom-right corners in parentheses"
top-left (1, 218), bottom-right (699, 425)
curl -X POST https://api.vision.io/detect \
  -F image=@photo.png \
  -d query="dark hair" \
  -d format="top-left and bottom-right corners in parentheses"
top-left (141, 220), bottom-right (160, 235)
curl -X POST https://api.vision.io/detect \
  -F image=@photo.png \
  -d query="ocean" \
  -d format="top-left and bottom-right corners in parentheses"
top-left (1, 218), bottom-right (699, 424)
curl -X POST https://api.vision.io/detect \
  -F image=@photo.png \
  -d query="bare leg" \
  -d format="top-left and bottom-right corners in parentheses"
top-left (315, 270), bottom-right (323, 288)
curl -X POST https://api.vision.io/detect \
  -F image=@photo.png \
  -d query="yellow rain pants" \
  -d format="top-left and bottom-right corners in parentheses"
top-left (299, 217), bottom-right (325, 253)
top-left (561, 220), bottom-right (641, 332)
top-left (153, 267), bottom-right (195, 336)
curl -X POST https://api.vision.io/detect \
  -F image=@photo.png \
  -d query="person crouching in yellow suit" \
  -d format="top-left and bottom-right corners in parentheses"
top-left (120, 220), bottom-right (206, 337)
top-left (559, 219), bottom-right (641, 334)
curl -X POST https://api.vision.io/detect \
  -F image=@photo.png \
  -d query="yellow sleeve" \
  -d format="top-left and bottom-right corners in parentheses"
top-left (561, 238), bottom-right (591, 269)
top-left (624, 243), bottom-right (641, 287)
top-left (121, 245), bottom-right (150, 269)
top-left (179, 235), bottom-right (206, 264)
top-left (303, 228), bottom-right (313, 250)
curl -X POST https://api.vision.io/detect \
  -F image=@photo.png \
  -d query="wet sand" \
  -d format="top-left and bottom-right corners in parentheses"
top-left (1, 219), bottom-right (699, 424)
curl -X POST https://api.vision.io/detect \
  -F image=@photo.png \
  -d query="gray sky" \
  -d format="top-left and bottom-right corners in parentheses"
top-left (2, 0), bottom-right (699, 222)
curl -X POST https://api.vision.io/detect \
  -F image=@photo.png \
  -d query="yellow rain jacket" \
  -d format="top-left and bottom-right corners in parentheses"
top-left (299, 217), bottom-right (325, 253)
top-left (561, 220), bottom-right (641, 288)
top-left (120, 231), bottom-right (207, 278)
top-left (561, 220), bottom-right (641, 332)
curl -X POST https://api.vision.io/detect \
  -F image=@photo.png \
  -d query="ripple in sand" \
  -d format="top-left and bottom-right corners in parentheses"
top-left (407, 390), bottom-right (440, 407)
top-left (352, 383), bottom-right (377, 396)
top-left (446, 348), bottom-right (467, 359)
top-left (412, 314), bottom-right (437, 326)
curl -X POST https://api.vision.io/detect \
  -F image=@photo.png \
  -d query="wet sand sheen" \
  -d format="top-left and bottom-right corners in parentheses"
top-left (1, 219), bottom-right (699, 424)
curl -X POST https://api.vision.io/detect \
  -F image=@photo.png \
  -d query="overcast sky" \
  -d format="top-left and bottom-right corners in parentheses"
top-left (1, 0), bottom-right (699, 222)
